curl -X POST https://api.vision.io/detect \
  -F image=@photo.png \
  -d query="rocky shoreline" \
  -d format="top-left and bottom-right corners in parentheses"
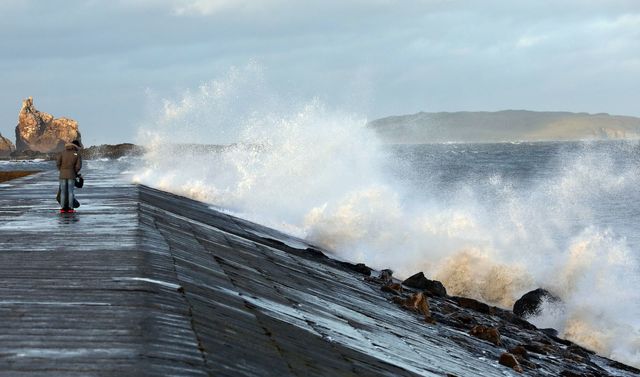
top-left (0, 143), bottom-right (144, 161)
top-left (333, 261), bottom-right (640, 375)
top-left (81, 143), bottom-right (144, 160)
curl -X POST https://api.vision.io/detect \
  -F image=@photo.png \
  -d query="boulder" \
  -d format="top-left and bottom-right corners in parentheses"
top-left (379, 269), bottom-right (393, 284)
top-left (508, 345), bottom-right (529, 360)
top-left (513, 288), bottom-right (560, 318)
top-left (499, 352), bottom-right (523, 373)
top-left (492, 307), bottom-right (538, 330)
top-left (454, 296), bottom-right (493, 315)
top-left (0, 133), bottom-right (15, 157)
top-left (337, 261), bottom-right (372, 276)
top-left (470, 325), bottom-right (501, 346)
top-left (15, 97), bottom-right (81, 153)
top-left (523, 342), bottom-right (553, 355)
top-left (381, 283), bottom-right (403, 295)
top-left (402, 272), bottom-right (447, 297)
top-left (540, 328), bottom-right (559, 337)
top-left (393, 292), bottom-right (434, 323)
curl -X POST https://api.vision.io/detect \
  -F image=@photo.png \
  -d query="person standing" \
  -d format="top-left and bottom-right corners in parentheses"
top-left (56, 139), bottom-right (82, 213)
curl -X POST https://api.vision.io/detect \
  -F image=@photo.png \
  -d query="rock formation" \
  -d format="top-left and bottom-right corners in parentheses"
top-left (470, 325), bottom-right (501, 346)
top-left (499, 352), bottom-right (523, 373)
top-left (15, 97), bottom-right (81, 153)
top-left (402, 271), bottom-right (447, 297)
top-left (337, 261), bottom-right (372, 276)
top-left (81, 143), bottom-right (144, 160)
top-left (359, 259), bottom-right (639, 375)
top-left (392, 292), bottom-right (434, 323)
top-left (381, 282), bottom-right (403, 295)
top-left (0, 133), bottom-right (15, 157)
top-left (513, 288), bottom-right (561, 318)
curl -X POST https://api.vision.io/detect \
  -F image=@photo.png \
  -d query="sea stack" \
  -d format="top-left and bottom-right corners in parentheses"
top-left (0, 132), bottom-right (15, 157)
top-left (15, 97), bottom-right (81, 153)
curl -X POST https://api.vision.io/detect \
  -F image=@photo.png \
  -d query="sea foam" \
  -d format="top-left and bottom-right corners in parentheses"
top-left (134, 65), bottom-right (640, 367)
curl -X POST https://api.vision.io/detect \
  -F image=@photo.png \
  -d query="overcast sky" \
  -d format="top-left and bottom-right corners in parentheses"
top-left (1, 0), bottom-right (639, 144)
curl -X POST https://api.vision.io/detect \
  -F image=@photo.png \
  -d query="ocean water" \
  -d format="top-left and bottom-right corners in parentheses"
top-left (390, 141), bottom-right (640, 250)
top-left (0, 159), bottom-right (55, 171)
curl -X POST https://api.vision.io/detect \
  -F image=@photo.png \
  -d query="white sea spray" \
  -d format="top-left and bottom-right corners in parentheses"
top-left (134, 64), bottom-right (640, 367)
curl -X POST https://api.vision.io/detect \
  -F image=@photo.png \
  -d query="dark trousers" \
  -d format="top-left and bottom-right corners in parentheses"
top-left (59, 179), bottom-right (75, 209)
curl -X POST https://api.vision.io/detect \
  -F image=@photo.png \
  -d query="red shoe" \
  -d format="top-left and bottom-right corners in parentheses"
top-left (67, 209), bottom-right (76, 213)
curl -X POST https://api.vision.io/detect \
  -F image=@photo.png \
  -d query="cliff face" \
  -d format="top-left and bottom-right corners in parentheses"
top-left (0, 133), bottom-right (15, 157)
top-left (15, 97), bottom-right (81, 153)
top-left (368, 110), bottom-right (640, 143)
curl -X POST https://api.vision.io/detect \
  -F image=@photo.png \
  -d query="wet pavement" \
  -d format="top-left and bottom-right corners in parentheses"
top-left (0, 163), bottom-right (638, 376)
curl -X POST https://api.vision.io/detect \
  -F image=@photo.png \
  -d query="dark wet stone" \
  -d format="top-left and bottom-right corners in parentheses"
top-left (470, 325), bottom-right (501, 346)
top-left (401, 272), bottom-right (447, 297)
top-left (563, 351), bottom-right (586, 363)
top-left (381, 283), bottom-right (403, 295)
top-left (337, 261), bottom-right (372, 276)
top-left (509, 345), bottom-right (529, 360)
top-left (499, 352), bottom-right (523, 373)
top-left (256, 236), bottom-right (330, 261)
top-left (541, 328), bottom-right (559, 337)
top-left (393, 292), bottom-right (433, 323)
top-left (453, 314), bottom-right (474, 326)
top-left (379, 269), bottom-right (393, 283)
top-left (523, 342), bottom-right (552, 355)
top-left (513, 288), bottom-right (560, 318)
top-left (453, 296), bottom-right (493, 315)
top-left (549, 333), bottom-right (575, 346)
top-left (304, 247), bottom-right (329, 259)
top-left (509, 316), bottom-right (537, 331)
top-left (493, 307), bottom-right (538, 330)
top-left (567, 344), bottom-right (596, 357)
top-left (560, 370), bottom-right (584, 377)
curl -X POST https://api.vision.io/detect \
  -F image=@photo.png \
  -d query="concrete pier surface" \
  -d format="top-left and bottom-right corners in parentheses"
top-left (1, 163), bottom-right (638, 377)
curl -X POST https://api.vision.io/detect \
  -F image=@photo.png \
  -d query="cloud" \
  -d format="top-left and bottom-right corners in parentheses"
top-left (591, 12), bottom-right (640, 31)
top-left (172, 0), bottom-right (284, 15)
top-left (0, 0), bottom-right (29, 11)
top-left (516, 35), bottom-right (548, 49)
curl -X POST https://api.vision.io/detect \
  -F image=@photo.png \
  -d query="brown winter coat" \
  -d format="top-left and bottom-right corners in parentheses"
top-left (56, 143), bottom-right (82, 179)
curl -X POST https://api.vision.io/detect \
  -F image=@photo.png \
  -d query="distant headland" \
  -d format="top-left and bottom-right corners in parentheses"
top-left (368, 110), bottom-right (640, 143)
